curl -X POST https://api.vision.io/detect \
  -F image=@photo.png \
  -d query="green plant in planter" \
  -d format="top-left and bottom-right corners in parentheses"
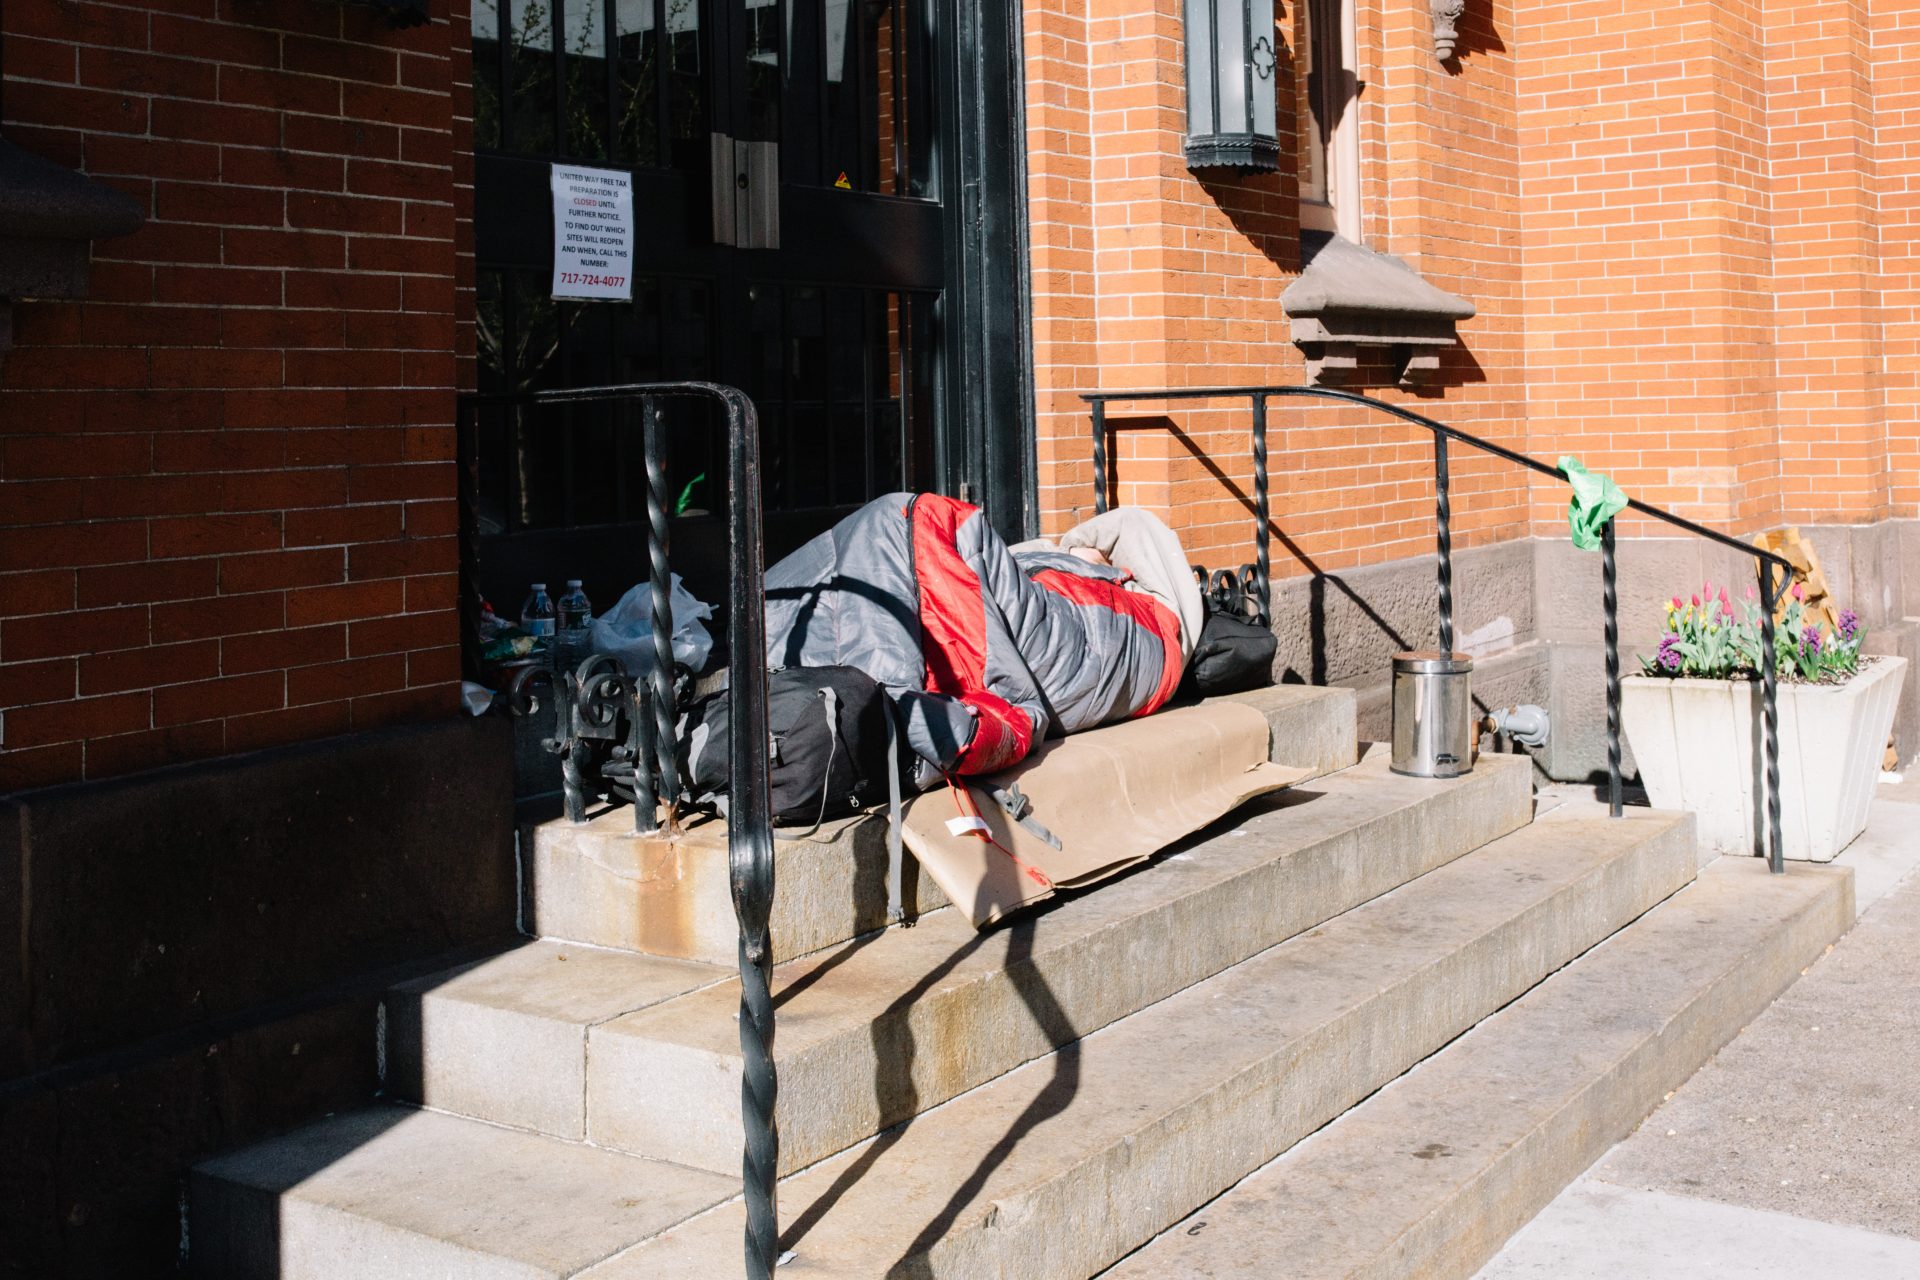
top-left (1776, 598), bottom-right (1863, 682)
top-left (1644, 582), bottom-right (1756, 678)
top-left (1641, 581), bottom-right (1864, 683)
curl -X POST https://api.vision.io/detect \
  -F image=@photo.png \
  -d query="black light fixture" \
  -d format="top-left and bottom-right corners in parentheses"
top-left (1183, 0), bottom-right (1280, 171)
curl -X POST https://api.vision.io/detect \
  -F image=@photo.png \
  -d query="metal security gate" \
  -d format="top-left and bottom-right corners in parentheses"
top-left (466, 0), bottom-right (1032, 617)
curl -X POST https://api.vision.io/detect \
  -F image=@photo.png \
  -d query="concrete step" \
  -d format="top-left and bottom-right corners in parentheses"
top-left (1102, 856), bottom-right (1854, 1280)
top-left (188, 1106), bottom-right (733, 1280)
top-left (397, 748), bottom-right (1532, 1173)
top-left (384, 941), bottom-right (727, 1139)
top-left (603, 806), bottom-right (1699, 1277)
top-left (529, 684), bottom-right (1359, 966)
top-left (188, 805), bottom-right (1691, 1279)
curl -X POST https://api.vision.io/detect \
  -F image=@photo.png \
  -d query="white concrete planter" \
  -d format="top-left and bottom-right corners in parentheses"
top-left (1621, 656), bottom-right (1906, 862)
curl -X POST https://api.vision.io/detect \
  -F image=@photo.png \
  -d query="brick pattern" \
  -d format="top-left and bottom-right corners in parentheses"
top-left (0, 0), bottom-right (472, 791)
top-left (1875, 0), bottom-right (1920, 515)
top-left (1023, 0), bottom-right (1531, 580)
top-left (6, 0), bottom-right (1920, 790)
top-left (1516, 0), bottom-right (1780, 533)
top-left (1023, 0), bottom-right (1920, 590)
top-left (1765, 0), bottom-right (1888, 522)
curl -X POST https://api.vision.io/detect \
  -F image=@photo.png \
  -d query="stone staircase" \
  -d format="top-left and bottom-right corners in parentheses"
top-left (186, 686), bottom-right (1852, 1279)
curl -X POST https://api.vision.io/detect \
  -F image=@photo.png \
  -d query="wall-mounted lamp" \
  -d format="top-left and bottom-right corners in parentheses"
top-left (1183, 0), bottom-right (1280, 171)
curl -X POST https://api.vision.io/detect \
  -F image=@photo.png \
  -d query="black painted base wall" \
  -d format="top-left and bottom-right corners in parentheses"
top-left (0, 716), bottom-right (518, 1278)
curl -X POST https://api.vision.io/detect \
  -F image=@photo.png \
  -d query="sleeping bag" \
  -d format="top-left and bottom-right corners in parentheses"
top-left (764, 493), bottom-right (1202, 779)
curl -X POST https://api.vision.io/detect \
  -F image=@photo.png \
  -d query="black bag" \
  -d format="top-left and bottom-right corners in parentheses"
top-left (1180, 609), bottom-right (1278, 697)
top-left (684, 666), bottom-right (899, 827)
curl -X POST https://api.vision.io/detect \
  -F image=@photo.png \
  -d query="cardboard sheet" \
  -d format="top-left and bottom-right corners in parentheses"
top-left (900, 701), bottom-right (1309, 928)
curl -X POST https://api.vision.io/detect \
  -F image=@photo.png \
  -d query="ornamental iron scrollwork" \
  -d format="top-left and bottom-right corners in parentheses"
top-left (1194, 563), bottom-right (1270, 627)
top-left (505, 651), bottom-right (670, 828)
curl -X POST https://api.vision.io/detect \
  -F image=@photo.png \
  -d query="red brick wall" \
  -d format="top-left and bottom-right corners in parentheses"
top-left (1022, 0), bottom-right (1920, 580)
top-left (0, 0), bottom-right (472, 791)
top-left (1023, 0), bottom-right (1534, 579)
top-left (7, 0), bottom-right (1919, 789)
top-left (1874, 0), bottom-right (1920, 516)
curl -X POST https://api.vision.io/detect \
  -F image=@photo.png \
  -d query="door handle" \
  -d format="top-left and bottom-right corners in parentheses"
top-left (710, 132), bottom-right (780, 250)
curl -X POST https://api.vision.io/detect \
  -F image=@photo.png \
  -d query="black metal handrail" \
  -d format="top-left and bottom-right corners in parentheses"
top-left (1083, 384), bottom-right (1796, 873)
top-left (457, 381), bottom-right (782, 1277)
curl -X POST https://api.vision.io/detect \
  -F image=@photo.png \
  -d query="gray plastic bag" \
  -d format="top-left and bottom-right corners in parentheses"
top-left (589, 574), bottom-right (715, 677)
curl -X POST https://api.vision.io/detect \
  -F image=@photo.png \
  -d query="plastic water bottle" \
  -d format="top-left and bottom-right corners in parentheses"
top-left (555, 580), bottom-right (593, 671)
top-left (519, 583), bottom-right (556, 657)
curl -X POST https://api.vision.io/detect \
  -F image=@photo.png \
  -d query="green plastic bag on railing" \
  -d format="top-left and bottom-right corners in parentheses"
top-left (1559, 455), bottom-right (1627, 552)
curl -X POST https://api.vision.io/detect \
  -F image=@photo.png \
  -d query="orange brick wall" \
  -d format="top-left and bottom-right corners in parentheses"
top-left (1875, 0), bottom-right (1920, 515)
top-left (1022, 0), bottom-right (1920, 573)
top-left (0, 0), bottom-right (474, 791)
top-left (5, 0), bottom-right (1918, 789)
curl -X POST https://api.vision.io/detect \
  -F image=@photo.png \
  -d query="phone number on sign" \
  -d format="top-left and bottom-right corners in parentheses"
top-left (557, 272), bottom-right (626, 287)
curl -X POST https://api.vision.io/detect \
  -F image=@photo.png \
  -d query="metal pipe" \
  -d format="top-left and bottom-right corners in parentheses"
top-left (718, 384), bottom-right (780, 1280)
top-left (644, 398), bottom-right (678, 833)
top-left (1602, 518), bottom-right (1622, 818)
top-left (1760, 569), bottom-right (1783, 872)
top-left (1434, 432), bottom-right (1454, 656)
top-left (455, 397), bottom-right (486, 686)
top-left (1250, 392), bottom-right (1271, 627)
top-left (1091, 398), bottom-right (1108, 515)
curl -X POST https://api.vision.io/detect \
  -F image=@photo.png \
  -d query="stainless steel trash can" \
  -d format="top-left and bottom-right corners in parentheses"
top-left (1391, 651), bottom-right (1474, 777)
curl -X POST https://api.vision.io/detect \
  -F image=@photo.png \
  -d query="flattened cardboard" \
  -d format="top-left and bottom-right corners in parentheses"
top-left (901, 701), bottom-right (1308, 928)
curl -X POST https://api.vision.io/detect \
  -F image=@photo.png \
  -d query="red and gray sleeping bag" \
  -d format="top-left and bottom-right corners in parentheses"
top-left (764, 493), bottom-right (1202, 780)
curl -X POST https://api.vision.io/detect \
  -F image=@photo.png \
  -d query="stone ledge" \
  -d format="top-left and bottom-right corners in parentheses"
top-left (529, 685), bottom-right (1359, 965)
top-left (1282, 231), bottom-right (1475, 387)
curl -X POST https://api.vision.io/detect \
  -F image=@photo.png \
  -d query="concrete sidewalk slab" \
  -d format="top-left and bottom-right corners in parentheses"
top-left (1838, 794), bottom-right (1920, 909)
top-left (1588, 865), bottom-right (1920, 1239)
top-left (1478, 780), bottom-right (1920, 1278)
top-left (1478, 1181), bottom-right (1920, 1279)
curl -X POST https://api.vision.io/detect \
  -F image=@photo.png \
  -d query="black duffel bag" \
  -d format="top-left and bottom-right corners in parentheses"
top-left (683, 665), bottom-right (900, 827)
top-left (1180, 608), bottom-right (1278, 697)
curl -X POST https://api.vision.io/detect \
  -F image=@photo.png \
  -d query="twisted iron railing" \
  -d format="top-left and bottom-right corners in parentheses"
top-left (458, 381), bottom-right (782, 1277)
top-left (1084, 384), bottom-right (1796, 873)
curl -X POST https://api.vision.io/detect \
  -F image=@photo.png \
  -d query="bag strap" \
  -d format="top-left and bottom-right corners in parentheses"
top-left (987, 782), bottom-right (1064, 851)
top-left (785, 686), bottom-right (841, 841)
top-left (883, 698), bottom-right (920, 926)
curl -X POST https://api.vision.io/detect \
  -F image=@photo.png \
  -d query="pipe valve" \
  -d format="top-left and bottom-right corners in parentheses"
top-left (1483, 704), bottom-right (1550, 748)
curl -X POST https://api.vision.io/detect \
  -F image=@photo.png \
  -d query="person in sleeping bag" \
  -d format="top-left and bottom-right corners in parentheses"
top-left (763, 493), bottom-right (1204, 781)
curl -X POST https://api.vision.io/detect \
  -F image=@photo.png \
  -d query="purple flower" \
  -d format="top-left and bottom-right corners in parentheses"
top-left (1656, 633), bottom-right (1683, 672)
top-left (1839, 609), bottom-right (1859, 640)
top-left (1801, 624), bottom-right (1823, 655)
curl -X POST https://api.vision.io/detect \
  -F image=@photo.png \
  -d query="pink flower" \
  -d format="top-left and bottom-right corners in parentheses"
top-left (1719, 589), bottom-right (1732, 613)
top-left (1670, 596), bottom-right (1683, 610)
top-left (1792, 582), bottom-right (1804, 601)
top-left (1745, 585), bottom-right (1757, 601)
top-left (1691, 594), bottom-right (1701, 607)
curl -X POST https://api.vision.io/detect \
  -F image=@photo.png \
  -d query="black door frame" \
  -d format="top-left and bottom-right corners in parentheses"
top-left (939, 0), bottom-right (1035, 541)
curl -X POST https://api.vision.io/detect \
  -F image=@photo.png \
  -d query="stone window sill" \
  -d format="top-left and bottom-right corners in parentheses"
top-left (1281, 231), bottom-right (1475, 388)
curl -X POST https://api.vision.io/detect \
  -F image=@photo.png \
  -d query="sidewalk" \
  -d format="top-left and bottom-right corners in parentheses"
top-left (1477, 771), bottom-right (1920, 1279)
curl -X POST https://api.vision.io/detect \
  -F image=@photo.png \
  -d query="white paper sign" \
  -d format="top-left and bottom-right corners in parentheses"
top-left (550, 164), bottom-right (633, 301)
